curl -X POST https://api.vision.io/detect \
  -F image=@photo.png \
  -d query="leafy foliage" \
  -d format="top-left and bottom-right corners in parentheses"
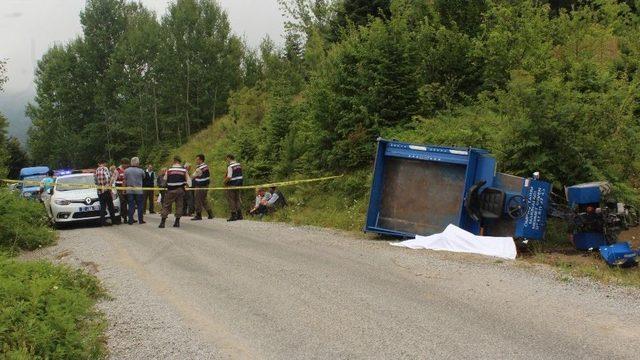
top-left (0, 256), bottom-right (106, 359)
top-left (28, 0), bottom-right (640, 205)
top-left (0, 189), bottom-right (56, 252)
top-left (4, 137), bottom-right (28, 179)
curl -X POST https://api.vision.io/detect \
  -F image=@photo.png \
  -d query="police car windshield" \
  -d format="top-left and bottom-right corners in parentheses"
top-left (56, 175), bottom-right (96, 191)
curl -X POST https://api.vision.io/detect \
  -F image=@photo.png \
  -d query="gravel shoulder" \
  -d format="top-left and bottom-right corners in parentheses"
top-left (25, 215), bottom-right (640, 359)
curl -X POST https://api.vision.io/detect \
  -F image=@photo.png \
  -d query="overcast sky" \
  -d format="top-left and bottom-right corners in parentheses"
top-left (0, 0), bottom-right (285, 141)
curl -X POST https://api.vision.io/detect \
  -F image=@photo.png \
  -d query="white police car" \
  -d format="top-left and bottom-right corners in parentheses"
top-left (45, 173), bottom-right (120, 225)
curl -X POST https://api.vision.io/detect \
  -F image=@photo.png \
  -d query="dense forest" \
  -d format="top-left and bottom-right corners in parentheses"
top-left (26, 0), bottom-right (640, 200)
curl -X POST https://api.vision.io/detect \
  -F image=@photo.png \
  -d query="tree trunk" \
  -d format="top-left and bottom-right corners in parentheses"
top-left (139, 93), bottom-right (145, 148)
top-left (104, 111), bottom-right (112, 162)
top-left (176, 103), bottom-right (182, 145)
top-left (186, 61), bottom-right (191, 138)
top-left (212, 87), bottom-right (217, 123)
top-left (153, 85), bottom-right (159, 144)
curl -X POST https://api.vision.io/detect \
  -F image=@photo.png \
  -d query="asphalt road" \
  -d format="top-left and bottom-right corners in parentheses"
top-left (31, 215), bottom-right (640, 359)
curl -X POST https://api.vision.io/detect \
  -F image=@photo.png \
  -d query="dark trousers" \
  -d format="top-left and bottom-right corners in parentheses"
top-left (98, 191), bottom-right (117, 224)
top-left (162, 188), bottom-right (185, 219)
top-left (143, 190), bottom-right (155, 213)
top-left (159, 190), bottom-right (166, 205)
top-left (225, 189), bottom-right (242, 212)
top-left (194, 188), bottom-right (212, 214)
top-left (118, 190), bottom-right (128, 221)
top-left (127, 194), bottom-right (145, 224)
top-left (251, 204), bottom-right (268, 216)
top-left (183, 189), bottom-right (195, 215)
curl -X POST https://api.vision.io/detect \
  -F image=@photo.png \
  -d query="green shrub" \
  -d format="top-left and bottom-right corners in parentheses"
top-left (0, 189), bottom-right (55, 252)
top-left (0, 256), bottom-right (107, 359)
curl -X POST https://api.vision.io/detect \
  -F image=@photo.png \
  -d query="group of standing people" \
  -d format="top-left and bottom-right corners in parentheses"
top-left (96, 156), bottom-right (155, 226)
top-left (94, 154), bottom-right (246, 228)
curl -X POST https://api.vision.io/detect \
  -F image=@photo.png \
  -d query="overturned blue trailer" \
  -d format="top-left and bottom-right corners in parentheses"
top-left (364, 139), bottom-right (551, 240)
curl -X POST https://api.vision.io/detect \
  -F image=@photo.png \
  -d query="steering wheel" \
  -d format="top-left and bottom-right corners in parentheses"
top-left (507, 195), bottom-right (528, 220)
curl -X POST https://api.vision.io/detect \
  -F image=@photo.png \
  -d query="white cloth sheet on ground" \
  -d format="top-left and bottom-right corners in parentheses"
top-left (390, 224), bottom-right (517, 260)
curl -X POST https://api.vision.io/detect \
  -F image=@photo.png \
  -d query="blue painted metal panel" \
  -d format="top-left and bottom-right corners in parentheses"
top-left (599, 242), bottom-right (638, 266)
top-left (365, 141), bottom-right (387, 231)
top-left (566, 182), bottom-right (605, 205)
top-left (515, 179), bottom-right (551, 240)
top-left (574, 232), bottom-right (606, 250)
top-left (364, 139), bottom-right (494, 237)
top-left (364, 139), bottom-right (554, 240)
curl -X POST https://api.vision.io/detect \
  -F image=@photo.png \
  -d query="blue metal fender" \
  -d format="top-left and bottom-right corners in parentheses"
top-left (599, 242), bottom-right (638, 267)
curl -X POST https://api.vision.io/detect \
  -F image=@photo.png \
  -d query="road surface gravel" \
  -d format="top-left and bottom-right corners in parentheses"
top-left (27, 215), bottom-right (640, 359)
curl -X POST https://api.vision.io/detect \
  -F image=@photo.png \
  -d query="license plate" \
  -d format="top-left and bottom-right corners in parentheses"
top-left (79, 205), bottom-right (100, 212)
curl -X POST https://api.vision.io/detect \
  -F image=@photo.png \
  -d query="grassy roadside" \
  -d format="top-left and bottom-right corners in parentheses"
top-left (520, 220), bottom-right (640, 287)
top-left (0, 189), bottom-right (108, 359)
top-left (170, 115), bottom-right (371, 229)
top-left (0, 256), bottom-right (107, 359)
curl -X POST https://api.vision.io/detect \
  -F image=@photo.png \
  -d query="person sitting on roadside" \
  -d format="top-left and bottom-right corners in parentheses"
top-left (249, 188), bottom-right (271, 217)
top-left (267, 186), bottom-right (287, 209)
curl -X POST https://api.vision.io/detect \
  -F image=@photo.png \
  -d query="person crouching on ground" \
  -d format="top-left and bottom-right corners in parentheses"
top-left (267, 186), bottom-right (286, 209)
top-left (249, 187), bottom-right (271, 217)
top-left (124, 156), bottom-right (146, 225)
top-left (159, 156), bottom-right (191, 228)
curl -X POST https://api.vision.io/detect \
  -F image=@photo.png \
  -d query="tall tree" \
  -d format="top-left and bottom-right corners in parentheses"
top-left (5, 137), bottom-right (28, 179)
top-left (158, 0), bottom-right (242, 144)
top-left (278, 0), bottom-right (334, 41)
top-left (329, 0), bottom-right (391, 41)
top-left (0, 60), bottom-right (8, 176)
top-left (80, 0), bottom-right (128, 161)
top-left (435, 0), bottom-right (487, 36)
top-left (109, 4), bottom-right (163, 154)
top-left (28, 0), bottom-right (244, 165)
top-left (28, 41), bottom-right (91, 167)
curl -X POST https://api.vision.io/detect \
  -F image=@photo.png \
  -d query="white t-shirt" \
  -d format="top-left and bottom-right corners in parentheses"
top-left (255, 193), bottom-right (272, 207)
top-left (267, 192), bottom-right (279, 206)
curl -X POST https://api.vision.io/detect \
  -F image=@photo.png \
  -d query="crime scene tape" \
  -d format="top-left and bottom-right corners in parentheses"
top-left (1, 174), bottom-right (343, 192)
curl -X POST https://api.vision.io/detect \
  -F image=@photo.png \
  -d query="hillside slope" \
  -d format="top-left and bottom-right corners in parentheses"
top-left (170, 115), bottom-right (369, 232)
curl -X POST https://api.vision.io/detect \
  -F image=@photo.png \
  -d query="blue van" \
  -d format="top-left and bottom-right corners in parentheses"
top-left (18, 166), bottom-right (51, 200)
